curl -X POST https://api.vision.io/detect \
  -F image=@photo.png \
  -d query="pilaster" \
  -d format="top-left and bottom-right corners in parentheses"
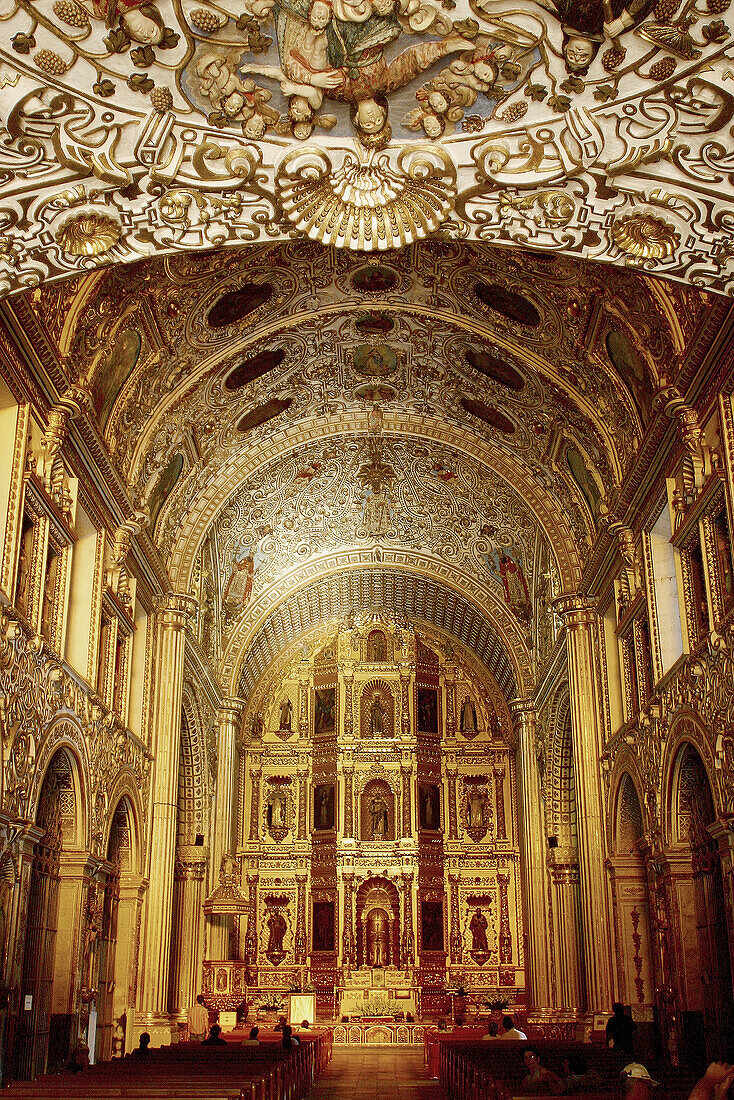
top-left (208, 696), bottom-right (245, 960)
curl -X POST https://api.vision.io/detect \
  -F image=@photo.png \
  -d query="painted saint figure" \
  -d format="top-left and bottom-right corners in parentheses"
top-left (469, 908), bottom-right (489, 954)
top-left (468, 791), bottom-right (485, 830)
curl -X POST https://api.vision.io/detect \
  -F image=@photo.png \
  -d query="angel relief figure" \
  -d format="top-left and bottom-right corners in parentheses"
top-left (239, 0), bottom-right (479, 145)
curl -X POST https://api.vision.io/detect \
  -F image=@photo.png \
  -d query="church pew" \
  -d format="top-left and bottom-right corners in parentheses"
top-left (7, 1029), bottom-right (331, 1100)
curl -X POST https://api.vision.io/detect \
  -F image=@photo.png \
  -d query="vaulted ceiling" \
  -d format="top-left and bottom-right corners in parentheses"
top-left (11, 239), bottom-right (725, 701)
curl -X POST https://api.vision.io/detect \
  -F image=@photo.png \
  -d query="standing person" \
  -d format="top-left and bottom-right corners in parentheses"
top-left (607, 1003), bottom-right (638, 1057)
top-left (500, 1014), bottom-right (528, 1039)
top-left (187, 995), bottom-right (209, 1042)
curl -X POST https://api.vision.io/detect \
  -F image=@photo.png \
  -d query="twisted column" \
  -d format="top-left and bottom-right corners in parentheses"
top-left (208, 697), bottom-right (245, 960)
top-left (554, 594), bottom-right (615, 1012)
top-left (342, 874), bottom-right (355, 966)
top-left (244, 874), bottom-right (259, 962)
top-left (399, 669), bottom-right (411, 736)
top-left (494, 766), bottom-right (507, 840)
top-left (248, 768), bottom-right (262, 841)
top-left (400, 872), bottom-right (415, 967)
top-left (295, 875), bottom-right (307, 962)
top-left (447, 770), bottom-right (458, 840)
top-left (297, 769), bottom-right (308, 840)
top-left (298, 672), bottom-right (309, 737)
top-left (137, 593), bottom-right (197, 1033)
top-left (511, 697), bottom-right (551, 1011)
top-left (449, 873), bottom-right (463, 963)
top-left (497, 872), bottom-right (512, 964)
top-left (343, 769), bottom-right (354, 838)
top-left (401, 766), bottom-right (412, 837)
top-left (343, 671), bottom-right (354, 737)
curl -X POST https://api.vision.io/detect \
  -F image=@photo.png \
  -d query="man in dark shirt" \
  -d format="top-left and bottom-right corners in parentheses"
top-left (202, 1024), bottom-right (227, 1045)
top-left (606, 1003), bottom-right (637, 1056)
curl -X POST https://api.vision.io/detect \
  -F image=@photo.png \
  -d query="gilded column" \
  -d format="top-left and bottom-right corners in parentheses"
top-left (244, 873), bottom-right (259, 962)
top-left (554, 594), bottom-right (615, 1012)
top-left (549, 857), bottom-right (586, 1012)
top-left (444, 666), bottom-right (456, 738)
top-left (497, 872), bottom-right (512, 964)
top-left (400, 872), bottom-right (415, 967)
top-left (295, 875), bottom-right (307, 962)
top-left (208, 696), bottom-right (245, 960)
top-left (343, 671), bottom-right (354, 737)
top-left (137, 592), bottom-right (197, 1038)
top-left (401, 766), bottom-right (412, 837)
top-left (297, 769), bottom-right (308, 840)
top-left (248, 767), bottom-right (261, 842)
top-left (298, 671), bottom-right (309, 737)
top-left (342, 874), bottom-right (355, 966)
top-left (399, 669), bottom-right (411, 736)
top-left (494, 766), bottom-right (507, 840)
top-left (344, 768), bottom-right (354, 838)
top-left (449, 873), bottom-right (463, 963)
top-left (169, 857), bottom-right (206, 1015)
top-left (511, 698), bottom-right (551, 1011)
top-left (447, 770), bottom-right (458, 840)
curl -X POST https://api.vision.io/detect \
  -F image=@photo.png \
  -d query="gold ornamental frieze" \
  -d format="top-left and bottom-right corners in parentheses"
top-left (0, 0), bottom-right (733, 291)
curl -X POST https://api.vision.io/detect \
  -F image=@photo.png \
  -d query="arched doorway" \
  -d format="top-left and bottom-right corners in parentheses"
top-left (609, 773), bottom-right (654, 1049)
top-left (13, 748), bottom-right (83, 1079)
top-left (356, 879), bottom-right (400, 970)
top-left (92, 797), bottom-right (134, 1061)
top-left (670, 743), bottom-right (734, 1063)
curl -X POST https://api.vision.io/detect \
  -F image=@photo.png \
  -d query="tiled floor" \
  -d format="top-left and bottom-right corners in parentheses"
top-left (309, 1047), bottom-right (445, 1099)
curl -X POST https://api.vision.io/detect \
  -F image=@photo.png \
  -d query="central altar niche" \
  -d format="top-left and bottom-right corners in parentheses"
top-left (356, 878), bottom-right (400, 969)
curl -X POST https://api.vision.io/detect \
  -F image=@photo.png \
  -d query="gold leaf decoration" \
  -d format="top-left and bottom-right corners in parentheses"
top-left (55, 211), bottom-right (122, 256)
top-left (611, 212), bottom-right (680, 266)
top-left (276, 146), bottom-right (457, 251)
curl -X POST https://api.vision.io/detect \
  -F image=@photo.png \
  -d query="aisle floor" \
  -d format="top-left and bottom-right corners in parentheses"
top-left (308, 1047), bottom-right (446, 1099)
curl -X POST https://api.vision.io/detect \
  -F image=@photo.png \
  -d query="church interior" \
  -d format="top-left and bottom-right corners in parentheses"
top-left (1, 0), bottom-right (734, 1087)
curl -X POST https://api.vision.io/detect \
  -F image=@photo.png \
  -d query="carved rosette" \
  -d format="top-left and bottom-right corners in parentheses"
top-left (276, 146), bottom-right (457, 251)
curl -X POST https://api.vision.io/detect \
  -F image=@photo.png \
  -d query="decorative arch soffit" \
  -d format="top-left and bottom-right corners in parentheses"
top-left (1, 0), bottom-right (734, 295)
top-left (227, 565), bottom-right (526, 702)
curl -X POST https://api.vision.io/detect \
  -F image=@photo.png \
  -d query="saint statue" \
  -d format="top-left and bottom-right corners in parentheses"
top-left (370, 692), bottom-right (386, 737)
top-left (266, 911), bottom-right (287, 955)
top-left (468, 791), bottom-right (485, 830)
top-left (366, 908), bottom-right (389, 967)
top-left (368, 795), bottom-right (388, 839)
top-left (460, 698), bottom-right (477, 732)
top-left (268, 793), bottom-right (286, 828)
top-left (469, 908), bottom-right (489, 954)
top-left (279, 697), bottom-right (292, 730)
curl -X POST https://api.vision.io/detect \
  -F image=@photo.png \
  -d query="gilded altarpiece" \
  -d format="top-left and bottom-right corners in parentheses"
top-left (236, 614), bottom-right (523, 1018)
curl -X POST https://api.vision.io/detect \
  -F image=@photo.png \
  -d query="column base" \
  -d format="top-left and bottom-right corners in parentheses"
top-left (131, 1014), bottom-right (179, 1048)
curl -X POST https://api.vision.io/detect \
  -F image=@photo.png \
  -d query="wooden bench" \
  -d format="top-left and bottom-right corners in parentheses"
top-left (7, 1029), bottom-right (332, 1100)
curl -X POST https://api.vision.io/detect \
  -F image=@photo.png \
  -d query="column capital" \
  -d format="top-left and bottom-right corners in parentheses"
top-left (509, 697), bottom-right (536, 723)
top-left (219, 696), bottom-right (246, 720)
top-left (154, 591), bottom-right (198, 627)
top-left (552, 592), bottom-right (597, 624)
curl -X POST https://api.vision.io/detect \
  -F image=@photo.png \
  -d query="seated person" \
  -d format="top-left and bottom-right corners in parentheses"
top-left (482, 1020), bottom-right (499, 1040)
top-left (131, 1032), bottom-right (151, 1057)
top-left (202, 1023), bottom-right (227, 1045)
top-left (561, 1053), bottom-right (603, 1094)
top-left (687, 1063), bottom-right (734, 1100)
top-left (300, 1019), bottom-right (310, 1030)
top-left (274, 1014), bottom-right (287, 1032)
top-left (520, 1049), bottom-right (564, 1095)
top-left (500, 1014), bottom-right (528, 1039)
top-left (282, 1023), bottom-right (300, 1049)
top-left (67, 1039), bottom-right (90, 1072)
top-left (242, 1026), bottom-right (260, 1046)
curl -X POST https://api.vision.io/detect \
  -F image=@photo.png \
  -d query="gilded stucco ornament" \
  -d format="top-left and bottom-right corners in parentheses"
top-left (276, 145), bottom-right (457, 248)
top-left (610, 212), bottom-right (681, 266)
top-left (1, 0), bottom-right (733, 289)
top-left (54, 209), bottom-right (122, 256)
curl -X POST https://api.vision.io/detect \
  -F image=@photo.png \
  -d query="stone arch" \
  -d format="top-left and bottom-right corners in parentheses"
top-left (663, 711), bottom-right (720, 848)
top-left (29, 721), bottom-right (89, 852)
top-left (179, 684), bottom-right (210, 845)
top-left (103, 777), bottom-right (143, 877)
top-left (614, 772), bottom-right (645, 857)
